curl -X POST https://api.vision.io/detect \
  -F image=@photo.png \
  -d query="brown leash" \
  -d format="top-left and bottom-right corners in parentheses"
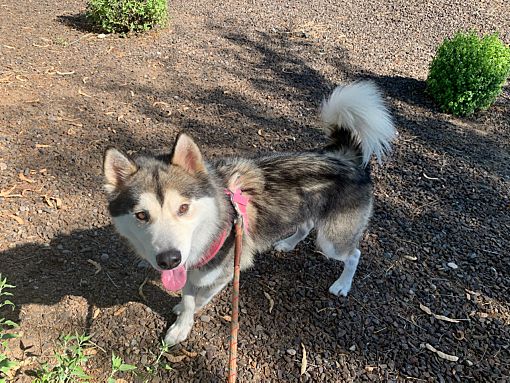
top-left (227, 217), bottom-right (243, 383)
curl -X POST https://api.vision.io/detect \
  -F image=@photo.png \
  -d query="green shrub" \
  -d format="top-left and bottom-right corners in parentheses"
top-left (86, 0), bottom-right (168, 33)
top-left (427, 31), bottom-right (510, 116)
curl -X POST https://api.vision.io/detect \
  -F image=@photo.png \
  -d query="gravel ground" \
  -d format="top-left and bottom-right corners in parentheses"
top-left (0, 0), bottom-right (509, 382)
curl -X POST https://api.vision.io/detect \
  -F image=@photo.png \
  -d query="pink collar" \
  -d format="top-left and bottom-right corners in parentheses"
top-left (192, 187), bottom-right (250, 269)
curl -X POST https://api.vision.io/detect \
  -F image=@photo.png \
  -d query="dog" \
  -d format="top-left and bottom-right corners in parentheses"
top-left (103, 81), bottom-right (396, 346)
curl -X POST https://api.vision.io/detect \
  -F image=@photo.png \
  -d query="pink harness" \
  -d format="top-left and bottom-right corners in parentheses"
top-left (192, 187), bottom-right (250, 269)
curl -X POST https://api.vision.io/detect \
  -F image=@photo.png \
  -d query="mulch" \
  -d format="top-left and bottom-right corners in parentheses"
top-left (0, 0), bottom-right (509, 381)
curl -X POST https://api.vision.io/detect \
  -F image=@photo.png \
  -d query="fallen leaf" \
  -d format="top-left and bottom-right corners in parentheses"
top-left (300, 343), bottom-right (307, 375)
top-left (18, 172), bottom-right (36, 184)
top-left (7, 214), bottom-right (24, 225)
top-left (424, 343), bottom-right (459, 362)
top-left (403, 255), bottom-right (417, 261)
top-left (78, 88), bottom-right (92, 98)
top-left (222, 315), bottom-right (232, 322)
top-left (164, 354), bottom-right (186, 363)
top-left (153, 101), bottom-right (170, 107)
top-left (87, 259), bottom-right (102, 275)
top-left (263, 291), bottom-right (274, 314)
top-left (113, 307), bottom-right (126, 316)
top-left (52, 197), bottom-right (63, 209)
top-left (43, 195), bottom-right (54, 208)
top-left (180, 349), bottom-right (198, 358)
top-left (419, 303), bottom-right (432, 315)
top-left (0, 186), bottom-right (18, 198)
top-left (419, 303), bottom-right (462, 323)
top-left (93, 308), bottom-right (101, 319)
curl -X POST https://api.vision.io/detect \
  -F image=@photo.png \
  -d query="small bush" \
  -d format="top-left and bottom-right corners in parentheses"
top-left (427, 31), bottom-right (510, 116)
top-left (87, 0), bottom-right (168, 33)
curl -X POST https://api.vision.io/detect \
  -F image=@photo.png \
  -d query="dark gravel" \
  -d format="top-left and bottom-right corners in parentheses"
top-left (0, 0), bottom-right (509, 382)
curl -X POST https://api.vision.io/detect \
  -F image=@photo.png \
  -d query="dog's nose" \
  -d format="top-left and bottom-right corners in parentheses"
top-left (156, 250), bottom-right (181, 270)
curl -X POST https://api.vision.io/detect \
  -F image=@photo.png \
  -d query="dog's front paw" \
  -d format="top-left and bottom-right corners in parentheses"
top-left (328, 278), bottom-right (352, 297)
top-left (274, 240), bottom-right (295, 252)
top-left (164, 319), bottom-right (193, 346)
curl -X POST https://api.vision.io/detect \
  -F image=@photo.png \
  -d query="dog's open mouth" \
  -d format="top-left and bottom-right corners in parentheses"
top-left (161, 265), bottom-right (187, 291)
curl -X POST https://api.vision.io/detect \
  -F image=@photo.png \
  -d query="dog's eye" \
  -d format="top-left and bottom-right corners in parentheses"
top-left (135, 211), bottom-right (149, 222)
top-left (178, 203), bottom-right (189, 216)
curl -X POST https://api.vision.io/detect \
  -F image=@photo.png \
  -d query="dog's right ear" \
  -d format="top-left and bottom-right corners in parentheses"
top-left (103, 147), bottom-right (138, 193)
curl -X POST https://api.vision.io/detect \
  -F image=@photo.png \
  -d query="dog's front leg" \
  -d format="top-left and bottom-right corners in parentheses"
top-left (164, 282), bottom-right (196, 346)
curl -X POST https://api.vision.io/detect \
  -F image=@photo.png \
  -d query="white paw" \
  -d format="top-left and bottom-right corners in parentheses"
top-left (274, 240), bottom-right (295, 252)
top-left (328, 278), bottom-right (352, 297)
top-left (172, 303), bottom-right (183, 315)
top-left (164, 319), bottom-right (193, 346)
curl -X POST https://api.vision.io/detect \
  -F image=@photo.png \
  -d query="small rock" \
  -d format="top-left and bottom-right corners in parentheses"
top-left (0, 162), bottom-right (7, 171)
top-left (349, 345), bottom-right (356, 351)
top-left (447, 262), bottom-right (459, 269)
top-left (286, 348), bottom-right (297, 356)
top-left (100, 253), bottom-right (109, 262)
top-left (97, 33), bottom-right (107, 39)
top-left (200, 315), bottom-right (211, 323)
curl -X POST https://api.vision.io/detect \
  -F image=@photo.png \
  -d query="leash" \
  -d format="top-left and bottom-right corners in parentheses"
top-left (227, 216), bottom-right (243, 383)
top-left (226, 186), bottom-right (249, 383)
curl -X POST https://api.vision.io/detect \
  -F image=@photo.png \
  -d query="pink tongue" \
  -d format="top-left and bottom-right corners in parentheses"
top-left (161, 265), bottom-right (187, 291)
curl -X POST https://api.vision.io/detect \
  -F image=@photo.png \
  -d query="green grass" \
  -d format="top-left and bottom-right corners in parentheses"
top-left (32, 333), bottom-right (93, 383)
top-left (1, 274), bottom-right (168, 382)
top-left (0, 275), bottom-right (19, 383)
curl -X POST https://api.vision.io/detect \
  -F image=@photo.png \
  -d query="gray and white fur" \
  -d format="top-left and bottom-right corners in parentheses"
top-left (103, 81), bottom-right (396, 346)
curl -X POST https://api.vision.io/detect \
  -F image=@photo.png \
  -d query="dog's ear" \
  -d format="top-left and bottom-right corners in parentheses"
top-left (103, 148), bottom-right (138, 193)
top-left (171, 133), bottom-right (206, 174)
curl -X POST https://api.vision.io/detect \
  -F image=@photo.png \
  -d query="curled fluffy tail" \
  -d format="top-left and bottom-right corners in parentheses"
top-left (320, 81), bottom-right (396, 166)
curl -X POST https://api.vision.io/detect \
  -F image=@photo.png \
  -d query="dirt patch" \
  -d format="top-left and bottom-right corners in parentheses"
top-left (1, 0), bottom-right (509, 382)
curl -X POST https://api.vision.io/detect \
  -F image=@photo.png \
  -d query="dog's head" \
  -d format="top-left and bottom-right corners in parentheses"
top-left (103, 134), bottom-right (221, 273)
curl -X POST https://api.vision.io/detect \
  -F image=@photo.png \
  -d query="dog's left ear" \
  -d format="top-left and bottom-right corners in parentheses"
top-left (171, 133), bottom-right (206, 174)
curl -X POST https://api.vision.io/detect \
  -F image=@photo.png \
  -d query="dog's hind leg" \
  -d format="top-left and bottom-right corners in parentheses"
top-left (274, 220), bottom-right (314, 252)
top-left (327, 248), bottom-right (361, 297)
top-left (318, 232), bottom-right (361, 296)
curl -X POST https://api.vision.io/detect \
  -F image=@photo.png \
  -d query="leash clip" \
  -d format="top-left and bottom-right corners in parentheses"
top-left (225, 187), bottom-right (250, 232)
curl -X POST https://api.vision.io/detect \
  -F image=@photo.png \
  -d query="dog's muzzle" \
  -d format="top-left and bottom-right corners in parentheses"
top-left (156, 249), bottom-right (181, 270)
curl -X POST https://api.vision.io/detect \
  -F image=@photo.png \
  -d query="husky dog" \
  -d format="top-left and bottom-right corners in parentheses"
top-left (103, 81), bottom-right (396, 346)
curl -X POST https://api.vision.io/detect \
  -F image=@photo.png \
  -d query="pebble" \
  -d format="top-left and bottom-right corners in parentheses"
top-left (200, 315), bottom-right (211, 323)
top-left (0, 162), bottom-right (7, 171)
top-left (100, 253), bottom-right (109, 262)
top-left (447, 262), bottom-right (459, 269)
top-left (286, 348), bottom-right (297, 356)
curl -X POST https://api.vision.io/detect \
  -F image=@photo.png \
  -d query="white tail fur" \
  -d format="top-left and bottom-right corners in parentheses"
top-left (320, 81), bottom-right (396, 166)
